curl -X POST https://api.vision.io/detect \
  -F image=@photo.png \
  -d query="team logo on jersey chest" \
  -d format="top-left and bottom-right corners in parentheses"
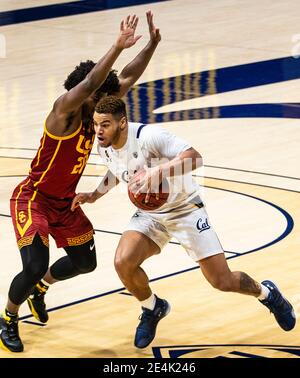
top-left (121, 169), bottom-right (138, 183)
top-left (133, 152), bottom-right (138, 158)
top-left (121, 171), bottom-right (130, 183)
top-left (105, 149), bottom-right (112, 162)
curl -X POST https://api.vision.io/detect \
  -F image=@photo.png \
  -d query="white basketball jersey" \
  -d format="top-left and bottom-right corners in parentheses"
top-left (97, 122), bottom-right (201, 213)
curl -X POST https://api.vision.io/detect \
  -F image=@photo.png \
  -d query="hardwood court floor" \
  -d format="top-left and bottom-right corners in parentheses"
top-left (0, 0), bottom-right (300, 358)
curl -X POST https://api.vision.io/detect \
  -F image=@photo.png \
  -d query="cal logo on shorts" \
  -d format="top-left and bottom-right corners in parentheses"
top-left (196, 218), bottom-right (210, 233)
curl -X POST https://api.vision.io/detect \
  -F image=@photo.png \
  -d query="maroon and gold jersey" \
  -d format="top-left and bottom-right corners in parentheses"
top-left (27, 122), bottom-right (95, 199)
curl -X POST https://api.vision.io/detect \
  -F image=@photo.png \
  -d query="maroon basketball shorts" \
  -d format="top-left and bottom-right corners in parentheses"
top-left (10, 179), bottom-right (94, 250)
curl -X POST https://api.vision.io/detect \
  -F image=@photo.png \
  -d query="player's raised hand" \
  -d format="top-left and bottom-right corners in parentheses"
top-left (116, 14), bottom-right (142, 50)
top-left (146, 10), bottom-right (161, 44)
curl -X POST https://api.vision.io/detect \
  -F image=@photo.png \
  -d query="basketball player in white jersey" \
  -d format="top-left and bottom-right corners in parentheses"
top-left (72, 96), bottom-right (295, 349)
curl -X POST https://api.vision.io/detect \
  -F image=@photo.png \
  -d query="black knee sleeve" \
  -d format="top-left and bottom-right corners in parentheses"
top-left (50, 238), bottom-right (97, 280)
top-left (9, 233), bottom-right (49, 305)
top-left (65, 238), bottom-right (97, 274)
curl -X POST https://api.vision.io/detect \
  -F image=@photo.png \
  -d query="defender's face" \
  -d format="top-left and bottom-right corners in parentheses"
top-left (93, 112), bottom-right (122, 148)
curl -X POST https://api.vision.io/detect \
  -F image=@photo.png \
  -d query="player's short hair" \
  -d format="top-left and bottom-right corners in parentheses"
top-left (95, 95), bottom-right (127, 120)
top-left (63, 60), bottom-right (120, 98)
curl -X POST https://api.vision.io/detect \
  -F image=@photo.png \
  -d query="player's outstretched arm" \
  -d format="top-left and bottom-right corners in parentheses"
top-left (54, 15), bottom-right (141, 115)
top-left (71, 169), bottom-right (119, 211)
top-left (113, 11), bottom-right (161, 97)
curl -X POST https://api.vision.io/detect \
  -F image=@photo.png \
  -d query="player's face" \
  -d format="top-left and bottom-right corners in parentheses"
top-left (93, 112), bottom-right (122, 147)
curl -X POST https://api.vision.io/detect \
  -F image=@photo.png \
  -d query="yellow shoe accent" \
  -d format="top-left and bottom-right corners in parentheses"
top-left (2, 312), bottom-right (10, 323)
top-left (0, 338), bottom-right (10, 352)
top-left (1, 311), bottom-right (18, 323)
top-left (27, 298), bottom-right (41, 322)
top-left (36, 283), bottom-right (47, 294)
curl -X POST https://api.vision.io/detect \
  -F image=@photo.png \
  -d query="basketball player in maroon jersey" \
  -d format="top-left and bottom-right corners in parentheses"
top-left (0, 12), bottom-right (161, 353)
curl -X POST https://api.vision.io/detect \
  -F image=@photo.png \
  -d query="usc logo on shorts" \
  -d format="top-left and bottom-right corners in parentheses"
top-left (18, 211), bottom-right (27, 224)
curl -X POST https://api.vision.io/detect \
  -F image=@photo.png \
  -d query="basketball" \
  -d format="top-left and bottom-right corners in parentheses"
top-left (128, 169), bottom-right (169, 211)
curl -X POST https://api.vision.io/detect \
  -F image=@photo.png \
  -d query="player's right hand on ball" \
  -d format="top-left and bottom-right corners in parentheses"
top-left (71, 192), bottom-right (96, 211)
top-left (116, 14), bottom-right (141, 50)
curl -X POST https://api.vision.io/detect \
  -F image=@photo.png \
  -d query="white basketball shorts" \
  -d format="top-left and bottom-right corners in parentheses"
top-left (125, 201), bottom-right (224, 261)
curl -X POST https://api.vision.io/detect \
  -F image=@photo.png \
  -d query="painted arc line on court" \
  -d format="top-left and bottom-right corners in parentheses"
top-left (78, 175), bottom-right (291, 255)
top-left (0, 178), bottom-right (293, 256)
top-left (0, 178), bottom-right (294, 320)
top-left (7, 184), bottom-right (292, 322)
top-left (1, 154), bottom-right (299, 181)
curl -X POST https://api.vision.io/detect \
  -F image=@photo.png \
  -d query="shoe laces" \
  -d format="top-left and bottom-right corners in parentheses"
top-left (33, 287), bottom-right (46, 301)
top-left (138, 308), bottom-right (155, 325)
top-left (265, 290), bottom-right (287, 313)
top-left (5, 318), bottom-right (19, 340)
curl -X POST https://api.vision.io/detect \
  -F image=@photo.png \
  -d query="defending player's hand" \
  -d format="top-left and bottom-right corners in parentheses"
top-left (116, 14), bottom-right (142, 50)
top-left (146, 10), bottom-right (161, 44)
top-left (71, 192), bottom-right (97, 211)
top-left (129, 165), bottom-right (162, 203)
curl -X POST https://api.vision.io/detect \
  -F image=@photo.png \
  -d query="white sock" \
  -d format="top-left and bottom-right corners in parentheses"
top-left (140, 294), bottom-right (156, 310)
top-left (40, 278), bottom-right (50, 287)
top-left (257, 283), bottom-right (270, 300)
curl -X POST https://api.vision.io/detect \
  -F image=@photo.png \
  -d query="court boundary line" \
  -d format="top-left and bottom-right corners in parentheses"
top-left (0, 151), bottom-right (299, 180)
top-left (17, 250), bottom-right (256, 322)
top-left (0, 0), bottom-right (169, 27)
top-left (0, 154), bottom-right (300, 183)
top-left (0, 175), bottom-right (298, 194)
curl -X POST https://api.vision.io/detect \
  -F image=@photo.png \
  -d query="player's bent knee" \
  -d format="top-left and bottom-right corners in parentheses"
top-left (76, 256), bottom-right (97, 274)
top-left (114, 256), bottom-right (127, 273)
top-left (209, 277), bottom-right (233, 292)
top-left (78, 262), bottom-right (97, 274)
top-left (114, 254), bottom-right (137, 276)
top-left (23, 262), bottom-right (49, 283)
top-left (65, 239), bottom-right (97, 274)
